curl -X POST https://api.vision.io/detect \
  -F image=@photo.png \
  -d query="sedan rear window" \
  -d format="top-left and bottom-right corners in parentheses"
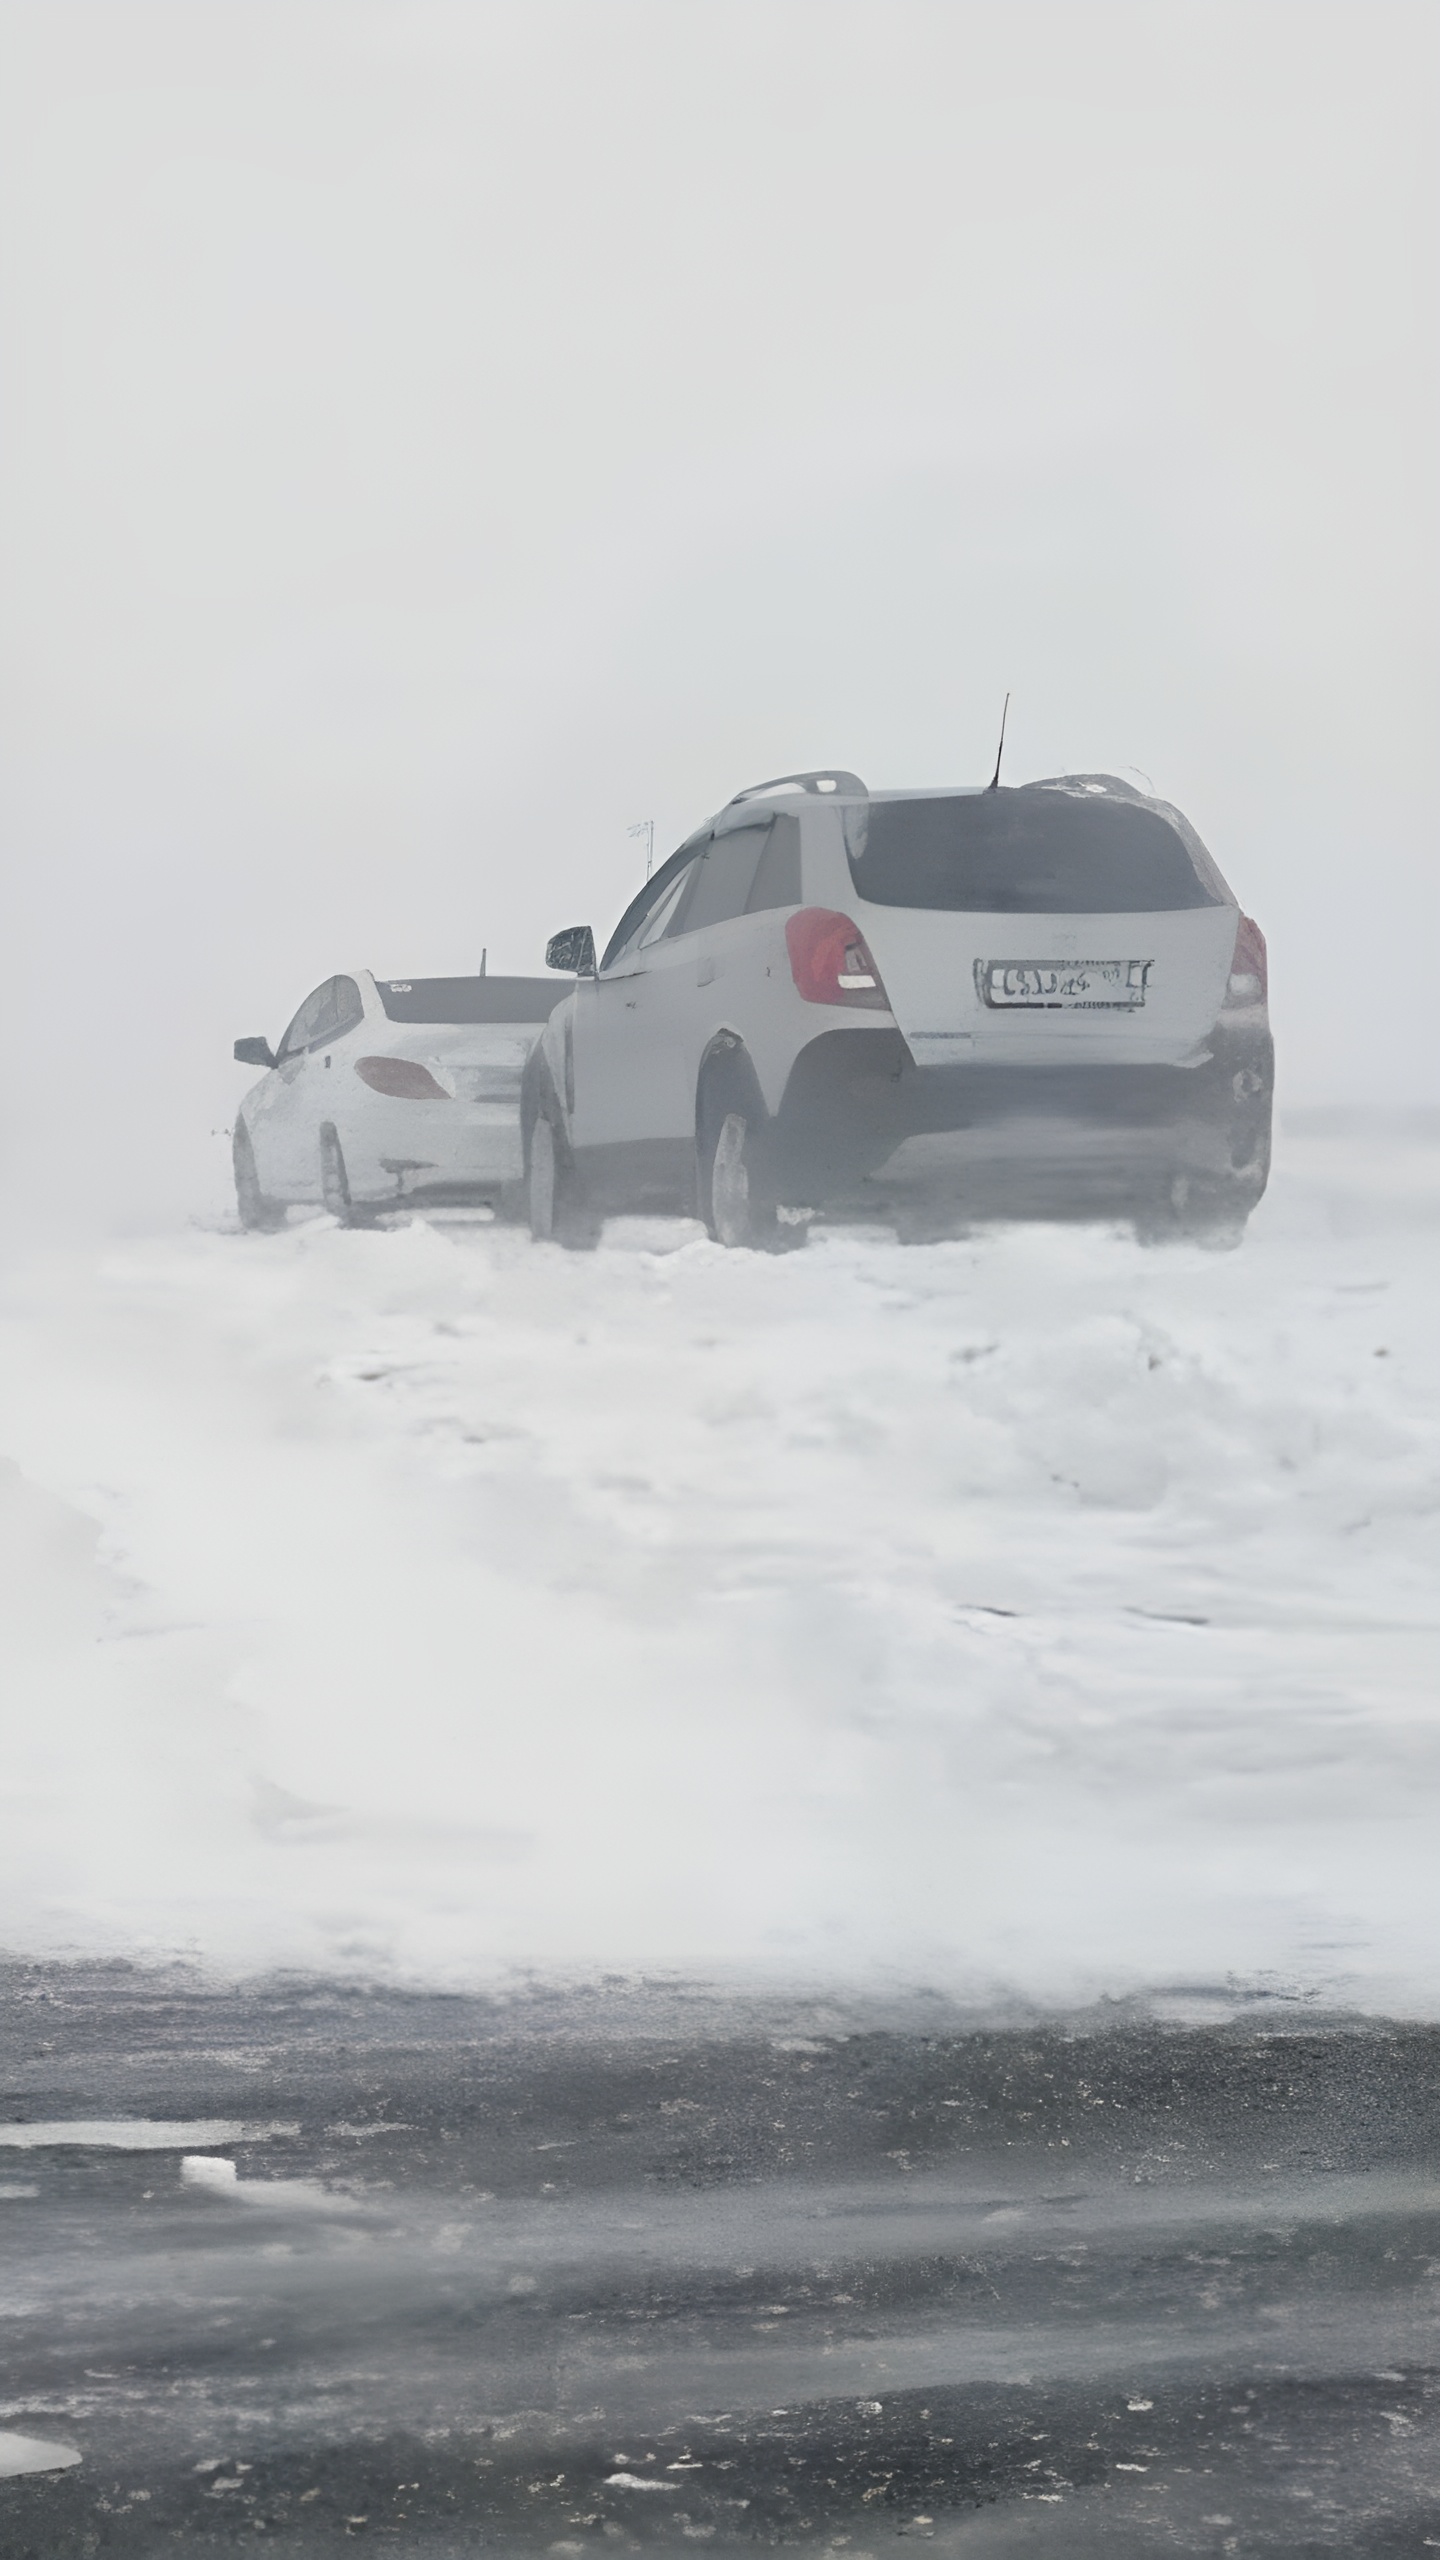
top-left (376, 976), bottom-right (563, 1023)
top-left (846, 786), bottom-right (1221, 914)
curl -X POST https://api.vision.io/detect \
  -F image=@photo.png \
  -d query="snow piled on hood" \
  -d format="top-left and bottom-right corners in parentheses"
top-left (1, 1116), bottom-right (1437, 2014)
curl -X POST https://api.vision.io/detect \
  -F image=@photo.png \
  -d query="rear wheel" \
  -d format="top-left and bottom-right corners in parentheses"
top-left (1225, 1097), bottom-right (1272, 1193)
top-left (1181, 1191), bottom-right (1249, 1250)
top-left (1136, 1171), bottom-right (1250, 1251)
top-left (232, 1120), bottom-right (282, 1231)
top-left (318, 1124), bottom-right (380, 1227)
top-left (319, 1123), bottom-right (351, 1220)
top-left (700, 1105), bottom-right (778, 1249)
top-left (892, 1203), bottom-right (972, 1246)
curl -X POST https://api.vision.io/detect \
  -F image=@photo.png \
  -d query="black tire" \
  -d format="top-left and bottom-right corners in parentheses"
top-left (527, 1102), bottom-right (597, 1247)
top-left (1225, 1096), bottom-right (1272, 1194)
top-left (1135, 1172), bottom-right (1250, 1251)
top-left (319, 1124), bottom-right (358, 1225)
top-left (697, 1055), bottom-right (779, 1249)
top-left (232, 1120), bottom-right (283, 1231)
top-left (1182, 1199), bottom-right (1249, 1251)
top-left (891, 1205), bottom-right (972, 1246)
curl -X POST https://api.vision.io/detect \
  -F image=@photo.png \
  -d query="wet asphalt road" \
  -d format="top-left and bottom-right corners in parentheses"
top-left (3, 1966), bottom-right (1440, 2556)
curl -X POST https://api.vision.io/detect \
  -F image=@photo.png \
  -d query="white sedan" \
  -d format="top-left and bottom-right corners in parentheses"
top-left (231, 968), bottom-right (566, 1226)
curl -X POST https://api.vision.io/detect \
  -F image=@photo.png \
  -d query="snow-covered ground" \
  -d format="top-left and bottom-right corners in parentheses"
top-left (2, 1115), bottom-right (1437, 2012)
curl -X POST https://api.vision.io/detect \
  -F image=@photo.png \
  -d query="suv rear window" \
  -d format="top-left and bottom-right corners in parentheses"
top-left (376, 976), bottom-right (562, 1023)
top-left (847, 787), bottom-right (1220, 914)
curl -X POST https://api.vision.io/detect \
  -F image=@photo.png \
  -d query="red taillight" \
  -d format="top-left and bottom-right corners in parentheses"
top-left (785, 908), bottom-right (891, 1010)
top-left (354, 1055), bottom-right (451, 1100)
top-left (1228, 914), bottom-right (1268, 1007)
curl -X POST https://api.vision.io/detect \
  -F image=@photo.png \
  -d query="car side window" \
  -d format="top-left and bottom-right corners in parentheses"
top-left (278, 976), bottom-right (364, 1058)
top-left (636, 859), bottom-right (701, 949)
top-left (745, 812), bottom-right (802, 912)
top-left (667, 823), bottom-right (772, 937)
top-left (323, 976), bottom-right (365, 1041)
top-left (603, 842), bottom-right (706, 969)
top-left (278, 982), bottom-right (333, 1059)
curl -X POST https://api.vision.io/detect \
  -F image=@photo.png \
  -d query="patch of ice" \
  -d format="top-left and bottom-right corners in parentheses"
top-left (0, 2431), bottom-right (82, 2477)
top-left (0, 2122), bottom-right (292, 2150)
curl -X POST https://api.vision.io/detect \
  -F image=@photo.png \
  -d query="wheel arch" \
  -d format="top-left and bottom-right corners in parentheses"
top-left (694, 1029), bottom-right (768, 1142)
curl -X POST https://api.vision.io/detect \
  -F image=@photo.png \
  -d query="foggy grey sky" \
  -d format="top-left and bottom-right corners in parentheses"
top-left (0, 0), bottom-right (1435, 1225)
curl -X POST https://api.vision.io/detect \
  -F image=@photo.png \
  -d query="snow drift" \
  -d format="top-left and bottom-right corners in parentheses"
top-left (1, 1115), bottom-right (1436, 2011)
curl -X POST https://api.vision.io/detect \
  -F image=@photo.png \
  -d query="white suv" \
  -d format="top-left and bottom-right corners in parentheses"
top-left (524, 769), bottom-right (1272, 1246)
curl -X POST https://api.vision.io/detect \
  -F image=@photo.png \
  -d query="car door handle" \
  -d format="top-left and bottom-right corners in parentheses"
top-left (696, 957), bottom-right (716, 987)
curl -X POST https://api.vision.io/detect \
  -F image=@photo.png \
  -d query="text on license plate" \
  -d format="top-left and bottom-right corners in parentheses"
top-left (976, 959), bottom-right (1152, 1009)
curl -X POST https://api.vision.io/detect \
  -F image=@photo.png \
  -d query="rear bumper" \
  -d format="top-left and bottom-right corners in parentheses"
top-left (345, 1102), bottom-right (524, 1202)
top-left (769, 1023), bottom-right (1274, 1212)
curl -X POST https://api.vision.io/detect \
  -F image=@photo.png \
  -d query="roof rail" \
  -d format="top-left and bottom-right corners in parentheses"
top-left (726, 768), bottom-right (867, 806)
top-left (1031, 772), bottom-right (1149, 803)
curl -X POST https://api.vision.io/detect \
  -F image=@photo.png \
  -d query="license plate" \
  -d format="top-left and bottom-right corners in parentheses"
top-left (976, 958), bottom-right (1152, 1010)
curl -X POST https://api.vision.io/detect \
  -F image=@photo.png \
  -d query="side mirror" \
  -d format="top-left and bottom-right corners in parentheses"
top-left (545, 926), bottom-right (596, 976)
top-left (234, 1035), bottom-right (277, 1069)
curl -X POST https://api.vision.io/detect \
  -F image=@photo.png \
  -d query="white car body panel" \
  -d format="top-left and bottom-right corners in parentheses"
top-left (543, 806), bottom-right (851, 1147)
top-left (322, 1026), bottom-right (535, 1197)
top-left (570, 904), bottom-right (816, 1144)
top-left (246, 1046), bottom-right (317, 1193)
top-left (570, 958), bottom-right (685, 1148)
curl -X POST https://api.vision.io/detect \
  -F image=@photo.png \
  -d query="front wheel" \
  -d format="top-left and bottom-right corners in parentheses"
top-left (527, 1108), bottom-right (596, 1247)
top-left (233, 1120), bottom-right (282, 1231)
top-left (528, 1113), bottom-right (559, 1238)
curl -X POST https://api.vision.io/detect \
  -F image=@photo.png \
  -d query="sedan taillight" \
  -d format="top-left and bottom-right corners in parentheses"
top-left (785, 908), bottom-right (891, 1010)
top-left (1228, 914), bottom-right (1268, 1006)
top-left (354, 1056), bottom-right (451, 1100)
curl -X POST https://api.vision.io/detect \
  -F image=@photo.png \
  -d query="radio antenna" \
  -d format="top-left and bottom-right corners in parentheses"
top-left (987, 693), bottom-right (1011, 792)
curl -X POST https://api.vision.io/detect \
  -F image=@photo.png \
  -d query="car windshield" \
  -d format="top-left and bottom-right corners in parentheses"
top-left (846, 786), bottom-right (1221, 914)
top-left (376, 977), bottom-right (563, 1023)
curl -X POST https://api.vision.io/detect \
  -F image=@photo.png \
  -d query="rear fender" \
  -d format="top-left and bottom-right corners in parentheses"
top-left (771, 1028), bottom-right (913, 1200)
top-left (696, 1031), bottom-right (767, 1129)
